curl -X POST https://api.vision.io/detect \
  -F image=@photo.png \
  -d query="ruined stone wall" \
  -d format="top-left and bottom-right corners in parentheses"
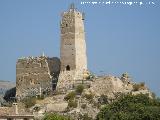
top-left (16, 56), bottom-right (60, 99)
top-left (56, 70), bottom-right (88, 93)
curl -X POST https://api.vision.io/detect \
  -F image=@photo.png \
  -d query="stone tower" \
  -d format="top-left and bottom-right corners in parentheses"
top-left (60, 4), bottom-right (87, 71)
top-left (56, 4), bottom-right (87, 92)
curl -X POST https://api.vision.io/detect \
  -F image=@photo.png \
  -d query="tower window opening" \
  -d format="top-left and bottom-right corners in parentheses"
top-left (66, 24), bottom-right (68, 27)
top-left (66, 65), bottom-right (70, 71)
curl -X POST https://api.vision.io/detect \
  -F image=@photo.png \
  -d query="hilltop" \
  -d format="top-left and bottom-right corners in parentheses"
top-left (0, 80), bottom-right (15, 95)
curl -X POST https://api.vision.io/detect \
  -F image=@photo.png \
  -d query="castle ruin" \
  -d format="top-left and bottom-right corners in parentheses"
top-left (16, 4), bottom-right (88, 98)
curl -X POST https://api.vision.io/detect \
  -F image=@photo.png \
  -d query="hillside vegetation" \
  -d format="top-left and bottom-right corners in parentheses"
top-left (97, 94), bottom-right (160, 120)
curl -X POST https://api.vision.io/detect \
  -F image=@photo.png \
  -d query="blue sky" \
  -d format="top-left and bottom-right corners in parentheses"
top-left (0, 0), bottom-right (160, 96)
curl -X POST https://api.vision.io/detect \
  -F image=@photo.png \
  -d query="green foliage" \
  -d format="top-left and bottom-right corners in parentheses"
top-left (76, 85), bottom-right (84, 95)
top-left (68, 100), bottom-right (77, 108)
top-left (133, 82), bottom-right (145, 91)
top-left (22, 97), bottom-right (36, 108)
top-left (43, 113), bottom-right (71, 120)
top-left (96, 94), bottom-right (160, 120)
top-left (3, 87), bottom-right (16, 102)
top-left (79, 113), bottom-right (93, 120)
top-left (64, 91), bottom-right (76, 101)
top-left (84, 93), bottom-right (94, 101)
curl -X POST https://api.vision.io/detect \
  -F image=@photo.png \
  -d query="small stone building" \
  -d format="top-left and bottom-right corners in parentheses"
top-left (16, 55), bottom-right (60, 99)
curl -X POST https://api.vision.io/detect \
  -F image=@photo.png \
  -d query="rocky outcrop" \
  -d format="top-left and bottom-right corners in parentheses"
top-left (18, 75), bottom-right (153, 120)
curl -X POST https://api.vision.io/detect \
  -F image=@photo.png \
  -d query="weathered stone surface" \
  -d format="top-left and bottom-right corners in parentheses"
top-left (16, 56), bottom-right (60, 99)
top-left (46, 102), bottom-right (68, 112)
top-left (89, 76), bottom-right (124, 98)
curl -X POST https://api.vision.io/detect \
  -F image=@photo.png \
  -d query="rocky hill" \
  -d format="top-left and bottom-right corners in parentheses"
top-left (0, 80), bottom-right (15, 106)
top-left (0, 80), bottom-right (15, 95)
top-left (23, 74), bottom-right (153, 120)
top-left (0, 74), bottom-right (154, 119)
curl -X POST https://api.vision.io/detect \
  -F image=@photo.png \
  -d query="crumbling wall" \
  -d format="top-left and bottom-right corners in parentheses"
top-left (16, 56), bottom-right (60, 99)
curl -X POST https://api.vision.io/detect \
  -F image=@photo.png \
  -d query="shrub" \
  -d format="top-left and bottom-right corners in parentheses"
top-left (64, 91), bottom-right (76, 101)
top-left (140, 82), bottom-right (145, 87)
top-left (133, 82), bottom-right (145, 91)
top-left (43, 113), bottom-right (71, 120)
top-left (81, 104), bottom-right (87, 109)
top-left (68, 100), bottom-right (77, 108)
top-left (133, 84), bottom-right (140, 91)
top-left (79, 113), bottom-right (92, 120)
top-left (96, 94), bottom-right (160, 120)
top-left (121, 72), bottom-right (129, 78)
top-left (84, 93), bottom-right (94, 101)
top-left (23, 97), bottom-right (36, 108)
top-left (76, 85), bottom-right (84, 95)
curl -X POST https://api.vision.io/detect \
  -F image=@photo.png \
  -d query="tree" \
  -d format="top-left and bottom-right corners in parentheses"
top-left (96, 94), bottom-right (160, 120)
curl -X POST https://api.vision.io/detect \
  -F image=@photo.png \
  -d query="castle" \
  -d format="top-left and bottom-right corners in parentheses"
top-left (16, 4), bottom-right (88, 99)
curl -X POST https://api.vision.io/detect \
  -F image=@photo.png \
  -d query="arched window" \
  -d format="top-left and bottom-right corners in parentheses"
top-left (66, 65), bottom-right (70, 71)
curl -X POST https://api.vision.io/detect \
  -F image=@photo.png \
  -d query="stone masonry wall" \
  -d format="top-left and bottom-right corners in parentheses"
top-left (16, 56), bottom-right (60, 99)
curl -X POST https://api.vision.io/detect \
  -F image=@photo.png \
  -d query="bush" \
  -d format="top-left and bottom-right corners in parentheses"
top-left (121, 72), bottom-right (130, 79)
top-left (23, 97), bottom-right (36, 108)
top-left (76, 85), bottom-right (84, 95)
top-left (79, 113), bottom-right (92, 120)
top-left (133, 84), bottom-right (140, 91)
top-left (43, 113), bottom-right (71, 120)
top-left (133, 82), bottom-right (145, 91)
top-left (96, 94), bottom-right (160, 120)
top-left (68, 100), bottom-right (77, 108)
top-left (81, 104), bottom-right (87, 109)
top-left (64, 91), bottom-right (76, 101)
top-left (84, 93), bottom-right (94, 101)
